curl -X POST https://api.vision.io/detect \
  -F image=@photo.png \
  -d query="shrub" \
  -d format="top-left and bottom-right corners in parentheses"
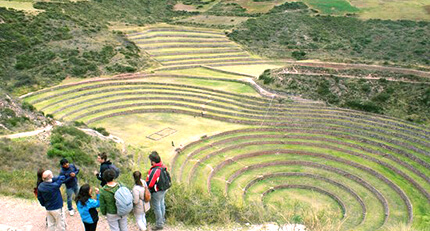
top-left (292, 50), bottom-right (307, 60)
top-left (259, 69), bottom-right (274, 84)
top-left (92, 127), bottom-right (110, 136)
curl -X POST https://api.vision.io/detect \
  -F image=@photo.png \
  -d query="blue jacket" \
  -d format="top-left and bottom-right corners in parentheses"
top-left (77, 194), bottom-right (100, 224)
top-left (37, 176), bottom-right (68, 211)
top-left (60, 164), bottom-right (79, 189)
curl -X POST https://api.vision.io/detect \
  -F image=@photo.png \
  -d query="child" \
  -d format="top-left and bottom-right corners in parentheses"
top-left (76, 184), bottom-right (100, 231)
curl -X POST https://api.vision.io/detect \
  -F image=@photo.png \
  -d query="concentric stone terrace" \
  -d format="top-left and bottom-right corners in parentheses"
top-left (23, 26), bottom-right (430, 230)
top-left (127, 26), bottom-right (277, 70)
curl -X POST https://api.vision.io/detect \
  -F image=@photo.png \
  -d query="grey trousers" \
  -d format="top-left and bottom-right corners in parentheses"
top-left (106, 213), bottom-right (128, 231)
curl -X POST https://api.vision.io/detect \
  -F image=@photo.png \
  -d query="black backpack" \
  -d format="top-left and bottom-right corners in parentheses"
top-left (150, 167), bottom-right (172, 191)
top-left (108, 164), bottom-right (120, 179)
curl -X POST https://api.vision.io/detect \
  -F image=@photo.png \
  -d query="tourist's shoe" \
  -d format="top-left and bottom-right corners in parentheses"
top-left (69, 210), bottom-right (75, 216)
top-left (152, 226), bottom-right (163, 230)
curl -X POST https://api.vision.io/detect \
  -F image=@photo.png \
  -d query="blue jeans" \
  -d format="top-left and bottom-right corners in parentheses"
top-left (66, 184), bottom-right (79, 211)
top-left (150, 190), bottom-right (166, 227)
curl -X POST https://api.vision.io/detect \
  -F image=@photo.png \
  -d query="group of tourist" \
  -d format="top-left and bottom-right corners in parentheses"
top-left (35, 151), bottom-right (169, 231)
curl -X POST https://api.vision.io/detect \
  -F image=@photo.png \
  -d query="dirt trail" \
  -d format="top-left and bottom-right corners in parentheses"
top-left (0, 195), bottom-right (179, 231)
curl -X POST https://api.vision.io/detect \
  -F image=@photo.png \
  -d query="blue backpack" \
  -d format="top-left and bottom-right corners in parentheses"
top-left (114, 184), bottom-right (133, 216)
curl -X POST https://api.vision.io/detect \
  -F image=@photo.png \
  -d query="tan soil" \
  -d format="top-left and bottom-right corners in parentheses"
top-left (0, 195), bottom-right (176, 231)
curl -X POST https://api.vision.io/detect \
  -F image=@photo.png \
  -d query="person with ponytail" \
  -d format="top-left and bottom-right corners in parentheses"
top-left (132, 171), bottom-right (150, 231)
top-left (76, 184), bottom-right (100, 231)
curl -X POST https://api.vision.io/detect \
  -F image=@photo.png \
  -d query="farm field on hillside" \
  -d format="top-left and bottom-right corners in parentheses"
top-left (349, 0), bottom-right (430, 20)
top-left (127, 25), bottom-right (280, 74)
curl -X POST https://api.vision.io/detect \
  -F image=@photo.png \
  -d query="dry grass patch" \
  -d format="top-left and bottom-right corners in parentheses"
top-left (234, 0), bottom-right (290, 13)
top-left (349, 0), bottom-right (430, 20)
top-left (0, 0), bottom-right (44, 14)
top-left (177, 15), bottom-right (249, 26)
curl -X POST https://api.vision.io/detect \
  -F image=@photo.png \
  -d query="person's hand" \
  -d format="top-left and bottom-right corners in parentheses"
top-left (70, 172), bottom-right (75, 177)
top-left (95, 188), bottom-right (100, 194)
top-left (94, 170), bottom-right (98, 175)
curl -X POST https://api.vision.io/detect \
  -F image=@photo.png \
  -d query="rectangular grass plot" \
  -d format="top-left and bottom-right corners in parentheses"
top-left (146, 127), bottom-right (177, 141)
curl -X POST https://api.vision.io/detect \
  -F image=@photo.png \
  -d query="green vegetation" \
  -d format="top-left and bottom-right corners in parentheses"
top-left (173, 125), bottom-right (430, 229)
top-left (0, 0), bottom-right (188, 95)
top-left (2, 1), bottom-right (430, 229)
top-left (0, 91), bottom-right (49, 135)
top-left (0, 124), bottom-right (131, 198)
top-left (268, 1), bottom-right (308, 13)
top-left (258, 66), bottom-right (430, 124)
top-left (303, 0), bottom-right (359, 15)
top-left (166, 182), bottom-right (342, 230)
top-left (228, 6), bottom-right (430, 68)
top-left (181, 0), bottom-right (215, 9)
top-left (206, 2), bottom-right (256, 16)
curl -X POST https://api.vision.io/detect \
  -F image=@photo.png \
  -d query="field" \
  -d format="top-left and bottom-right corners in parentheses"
top-left (349, 0), bottom-right (430, 20)
top-left (173, 0), bottom-right (430, 20)
top-left (176, 15), bottom-right (250, 26)
top-left (0, 0), bottom-right (43, 14)
top-left (19, 23), bottom-right (430, 230)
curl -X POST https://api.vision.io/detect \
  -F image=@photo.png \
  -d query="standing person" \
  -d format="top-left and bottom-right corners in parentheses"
top-left (34, 168), bottom-right (47, 228)
top-left (146, 151), bottom-right (169, 231)
top-left (76, 184), bottom-right (100, 231)
top-left (34, 168), bottom-right (45, 197)
top-left (37, 170), bottom-right (69, 231)
top-left (94, 152), bottom-right (116, 187)
top-left (59, 158), bottom-right (80, 216)
top-left (100, 169), bottom-right (128, 231)
top-left (132, 171), bottom-right (150, 231)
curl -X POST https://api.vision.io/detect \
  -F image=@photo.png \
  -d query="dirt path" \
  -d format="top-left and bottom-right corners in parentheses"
top-left (288, 60), bottom-right (430, 78)
top-left (0, 195), bottom-right (180, 231)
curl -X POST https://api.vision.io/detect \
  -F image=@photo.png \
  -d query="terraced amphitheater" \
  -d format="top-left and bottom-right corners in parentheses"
top-left (127, 25), bottom-right (282, 72)
top-left (23, 25), bottom-right (430, 230)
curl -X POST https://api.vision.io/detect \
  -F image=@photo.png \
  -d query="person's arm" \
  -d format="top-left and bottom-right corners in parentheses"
top-left (100, 191), bottom-right (106, 215)
top-left (72, 164), bottom-right (80, 176)
top-left (53, 175), bottom-right (68, 188)
top-left (88, 194), bottom-right (100, 208)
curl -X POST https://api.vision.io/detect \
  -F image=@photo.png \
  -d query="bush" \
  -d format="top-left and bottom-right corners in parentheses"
top-left (259, 69), bottom-right (274, 84)
top-left (292, 50), bottom-right (307, 60)
top-left (92, 127), bottom-right (110, 136)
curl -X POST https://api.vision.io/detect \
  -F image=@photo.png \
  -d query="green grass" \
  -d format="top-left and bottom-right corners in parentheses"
top-left (303, 0), bottom-right (359, 15)
top-left (157, 67), bottom-right (250, 79)
top-left (173, 124), bottom-right (430, 228)
top-left (91, 113), bottom-right (247, 160)
top-left (212, 64), bottom-right (283, 77)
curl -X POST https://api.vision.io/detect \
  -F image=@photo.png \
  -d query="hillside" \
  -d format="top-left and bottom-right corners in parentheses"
top-left (1, 1), bottom-right (430, 230)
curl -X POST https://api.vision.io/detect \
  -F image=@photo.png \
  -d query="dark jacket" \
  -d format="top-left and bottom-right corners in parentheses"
top-left (97, 160), bottom-right (112, 186)
top-left (146, 162), bottom-right (167, 192)
top-left (60, 164), bottom-right (79, 189)
top-left (37, 176), bottom-right (68, 211)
